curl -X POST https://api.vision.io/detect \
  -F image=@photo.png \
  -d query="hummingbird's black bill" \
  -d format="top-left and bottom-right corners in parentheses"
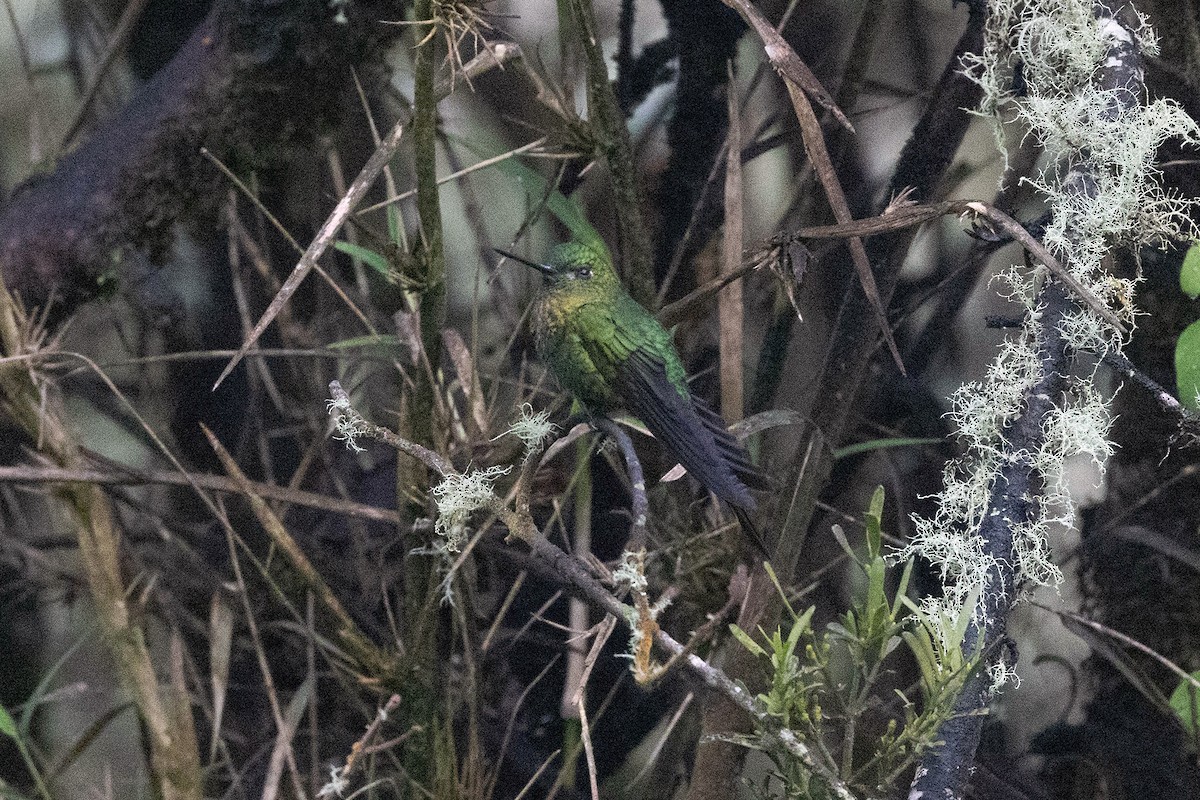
top-left (495, 248), bottom-right (555, 276)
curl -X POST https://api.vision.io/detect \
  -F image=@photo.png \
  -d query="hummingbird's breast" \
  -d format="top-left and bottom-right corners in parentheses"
top-left (533, 292), bottom-right (621, 411)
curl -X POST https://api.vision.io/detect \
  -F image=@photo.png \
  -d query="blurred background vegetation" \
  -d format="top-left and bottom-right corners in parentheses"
top-left (0, 0), bottom-right (1198, 798)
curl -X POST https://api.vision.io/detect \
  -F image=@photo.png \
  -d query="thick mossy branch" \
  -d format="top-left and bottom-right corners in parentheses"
top-left (0, 1), bottom-right (400, 314)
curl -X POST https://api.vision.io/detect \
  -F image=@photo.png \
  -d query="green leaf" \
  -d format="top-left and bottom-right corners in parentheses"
top-left (326, 334), bottom-right (402, 350)
top-left (830, 523), bottom-right (856, 562)
top-left (832, 437), bottom-right (942, 461)
top-left (486, 155), bottom-right (608, 256)
top-left (891, 558), bottom-right (914, 618)
top-left (865, 485), bottom-right (885, 558)
top-left (334, 241), bottom-right (392, 279)
top-left (785, 607), bottom-right (815, 654)
top-left (729, 624), bottom-right (769, 659)
top-left (763, 560), bottom-right (798, 622)
top-left (1170, 670), bottom-right (1200, 739)
top-left (1181, 241), bottom-right (1200, 299)
top-left (0, 704), bottom-right (16, 739)
top-left (1175, 319), bottom-right (1200, 411)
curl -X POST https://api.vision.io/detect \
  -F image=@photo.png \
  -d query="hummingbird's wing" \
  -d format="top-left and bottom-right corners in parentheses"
top-left (689, 397), bottom-right (774, 491)
top-left (612, 346), bottom-right (765, 512)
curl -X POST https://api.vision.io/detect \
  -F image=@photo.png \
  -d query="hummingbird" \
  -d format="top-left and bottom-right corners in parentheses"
top-left (498, 240), bottom-right (771, 556)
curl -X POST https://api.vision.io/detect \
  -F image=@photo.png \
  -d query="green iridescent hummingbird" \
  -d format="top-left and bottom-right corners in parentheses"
top-left (498, 240), bottom-right (771, 555)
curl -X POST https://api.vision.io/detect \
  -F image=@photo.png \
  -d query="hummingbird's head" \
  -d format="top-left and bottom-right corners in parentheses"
top-left (496, 241), bottom-right (618, 293)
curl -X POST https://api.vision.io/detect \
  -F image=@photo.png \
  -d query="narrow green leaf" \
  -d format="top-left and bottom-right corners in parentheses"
top-left (865, 558), bottom-right (887, 624)
top-left (387, 205), bottom-right (402, 248)
top-left (763, 560), bottom-right (798, 622)
top-left (729, 624), bottom-right (769, 659)
top-left (1169, 670), bottom-right (1200, 739)
top-left (1181, 241), bottom-right (1200, 299)
top-left (1175, 319), bottom-right (1200, 411)
top-left (334, 241), bottom-right (392, 279)
top-left (901, 628), bottom-right (938, 694)
top-left (47, 703), bottom-right (133, 780)
top-left (832, 437), bottom-right (942, 461)
top-left (0, 704), bottom-right (16, 739)
top-left (891, 558), bottom-right (914, 619)
top-left (326, 334), bottom-right (402, 350)
top-left (865, 485), bottom-right (885, 558)
top-left (830, 523), bottom-right (856, 562)
top-left (486, 155), bottom-right (608, 257)
top-left (785, 606), bottom-right (813, 654)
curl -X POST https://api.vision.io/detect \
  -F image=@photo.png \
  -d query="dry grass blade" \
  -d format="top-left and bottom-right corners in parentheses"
top-left (488, 655), bottom-right (562, 800)
top-left (443, 328), bottom-right (489, 434)
top-left (58, 0), bottom-right (152, 151)
top-left (262, 674), bottom-right (314, 800)
top-left (432, 40), bottom-right (523, 97)
top-left (719, 0), bottom-right (853, 132)
top-left (567, 616), bottom-right (618, 710)
top-left (356, 135), bottom-right (547, 216)
top-left (720, 0), bottom-right (903, 374)
top-left (213, 119), bottom-right (407, 390)
top-left (1037, 602), bottom-right (1200, 693)
top-left (0, 283), bottom-right (202, 800)
top-left (511, 749), bottom-right (563, 800)
top-left (1, 0), bottom-right (34, 83)
top-left (202, 424), bottom-right (397, 679)
top-left (168, 630), bottom-right (200, 790)
top-left (217, 497), bottom-right (309, 799)
top-left (720, 61), bottom-right (745, 422)
top-left (561, 441), bottom-right (592, 722)
top-left (577, 697), bottom-right (600, 800)
top-left (783, 80), bottom-right (905, 374)
top-left (0, 462), bottom-right (402, 524)
top-left (630, 692), bottom-right (695, 786)
top-left (208, 590), bottom-right (235, 763)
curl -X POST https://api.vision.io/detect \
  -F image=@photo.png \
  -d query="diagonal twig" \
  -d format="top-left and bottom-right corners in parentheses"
top-left (721, 0), bottom-right (904, 374)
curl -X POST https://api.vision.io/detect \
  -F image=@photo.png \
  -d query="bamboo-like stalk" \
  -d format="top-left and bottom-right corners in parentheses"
top-left (403, 1), bottom-right (450, 790)
top-left (0, 282), bottom-right (201, 800)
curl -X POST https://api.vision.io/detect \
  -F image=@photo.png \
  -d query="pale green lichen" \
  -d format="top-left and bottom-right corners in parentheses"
top-left (612, 550), bottom-right (649, 594)
top-left (317, 765), bottom-right (349, 799)
top-left (613, 550), bottom-right (670, 664)
top-left (326, 393), bottom-right (368, 453)
top-left (431, 464), bottom-right (510, 552)
top-left (904, 0), bottom-right (1200, 683)
top-left (504, 403), bottom-right (558, 458)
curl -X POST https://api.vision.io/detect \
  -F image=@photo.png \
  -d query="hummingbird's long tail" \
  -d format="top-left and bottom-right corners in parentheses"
top-left (617, 351), bottom-right (767, 511)
top-left (611, 346), bottom-right (771, 559)
top-left (734, 506), bottom-right (772, 561)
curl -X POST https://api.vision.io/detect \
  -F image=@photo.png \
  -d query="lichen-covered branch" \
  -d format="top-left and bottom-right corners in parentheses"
top-left (324, 386), bottom-right (862, 798)
top-left (907, 3), bottom-right (1200, 797)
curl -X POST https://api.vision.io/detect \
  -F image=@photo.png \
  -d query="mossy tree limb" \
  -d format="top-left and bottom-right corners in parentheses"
top-left (563, 0), bottom-right (656, 309)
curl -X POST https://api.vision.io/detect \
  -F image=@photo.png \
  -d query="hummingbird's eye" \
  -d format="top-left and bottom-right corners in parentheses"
top-left (576, 268), bottom-right (592, 279)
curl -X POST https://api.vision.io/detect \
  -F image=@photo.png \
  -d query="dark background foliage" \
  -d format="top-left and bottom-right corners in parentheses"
top-left (0, 1), bottom-right (1198, 798)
